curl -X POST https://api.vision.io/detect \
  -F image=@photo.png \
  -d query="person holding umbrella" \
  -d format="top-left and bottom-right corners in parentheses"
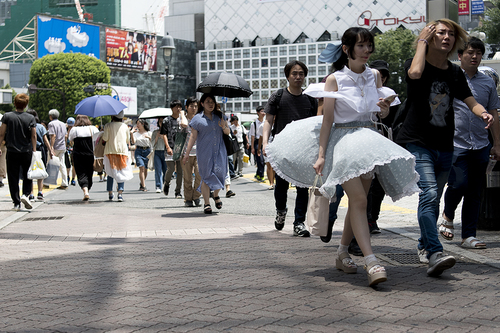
top-left (183, 93), bottom-right (230, 214)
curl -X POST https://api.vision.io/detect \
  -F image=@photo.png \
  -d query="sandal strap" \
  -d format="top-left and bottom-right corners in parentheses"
top-left (213, 196), bottom-right (221, 201)
top-left (364, 260), bottom-right (384, 272)
top-left (338, 252), bottom-right (353, 261)
top-left (439, 219), bottom-right (454, 228)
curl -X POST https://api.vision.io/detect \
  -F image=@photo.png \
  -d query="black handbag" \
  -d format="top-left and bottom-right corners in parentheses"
top-left (223, 132), bottom-right (240, 155)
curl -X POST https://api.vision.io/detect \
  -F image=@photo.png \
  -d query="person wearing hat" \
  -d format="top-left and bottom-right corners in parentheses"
top-left (48, 109), bottom-right (68, 189)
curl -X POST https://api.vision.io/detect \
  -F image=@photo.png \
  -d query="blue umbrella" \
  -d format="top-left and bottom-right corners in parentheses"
top-left (75, 95), bottom-right (127, 117)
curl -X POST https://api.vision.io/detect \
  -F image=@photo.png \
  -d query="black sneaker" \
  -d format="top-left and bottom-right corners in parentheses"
top-left (369, 221), bottom-right (381, 234)
top-left (348, 238), bottom-right (363, 256)
top-left (274, 210), bottom-right (287, 230)
top-left (185, 200), bottom-right (194, 207)
top-left (163, 182), bottom-right (169, 196)
top-left (225, 190), bottom-right (236, 198)
top-left (194, 199), bottom-right (201, 207)
top-left (293, 222), bottom-right (310, 237)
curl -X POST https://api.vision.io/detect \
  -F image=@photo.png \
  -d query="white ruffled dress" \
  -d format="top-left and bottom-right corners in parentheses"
top-left (265, 66), bottom-right (420, 202)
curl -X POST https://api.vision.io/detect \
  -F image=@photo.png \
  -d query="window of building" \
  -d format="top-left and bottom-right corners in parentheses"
top-left (261, 59), bottom-right (268, 67)
top-left (243, 70), bottom-right (250, 79)
top-left (261, 69), bottom-right (269, 79)
top-left (225, 50), bottom-right (232, 59)
top-left (280, 57), bottom-right (287, 66)
top-left (200, 52), bottom-right (207, 61)
top-left (234, 50), bottom-right (241, 58)
top-left (271, 79), bottom-right (278, 88)
top-left (279, 46), bottom-right (287, 56)
top-left (318, 44), bottom-right (327, 53)
top-left (209, 62), bottom-right (216, 70)
top-left (253, 102), bottom-right (261, 109)
top-left (252, 70), bottom-right (259, 79)
top-left (244, 102), bottom-right (251, 111)
top-left (309, 78), bottom-right (317, 85)
top-left (309, 66), bottom-right (316, 76)
top-left (201, 62), bottom-right (207, 71)
top-left (270, 68), bottom-right (278, 78)
top-left (262, 91), bottom-right (269, 100)
top-left (308, 44), bottom-right (316, 54)
top-left (243, 49), bottom-right (250, 58)
top-left (235, 102), bottom-right (242, 111)
top-left (308, 56), bottom-right (316, 65)
top-left (318, 66), bottom-right (327, 76)
top-left (252, 81), bottom-right (259, 89)
top-left (217, 61), bottom-right (224, 70)
top-left (209, 52), bottom-right (215, 60)
top-left (289, 46), bottom-right (297, 55)
top-left (270, 58), bottom-right (278, 67)
top-left (201, 72), bottom-right (208, 80)
top-left (217, 51), bottom-right (224, 60)
top-left (234, 70), bottom-right (241, 76)
top-left (234, 60), bottom-right (241, 69)
top-left (252, 49), bottom-right (259, 58)
top-left (226, 61), bottom-right (232, 70)
top-left (243, 59), bottom-right (250, 68)
top-left (280, 71), bottom-right (286, 78)
top-left (299, 56), bottom-right (306, 63)
top-left (270, 47), bottom-right (278, 56)
top-left (262, 80), bottom-right (269, 88)
top-left (299, 45), bottom-right (306, 55)
top-left (261, 48), bottom-right (268, 57)
top-left (252, 59), bottom-right (259, 68)
top-left (280, 79), bottom-right (288, 88)
top-left (289, 56), bottom-right (296, 62)
top-left (252, 91), bottom-right (260, 100)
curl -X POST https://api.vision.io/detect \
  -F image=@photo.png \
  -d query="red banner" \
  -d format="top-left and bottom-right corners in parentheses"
top-left (105, 28), bottom-right (157, 71)
top-left (458, 0), bottom-right (470, 15)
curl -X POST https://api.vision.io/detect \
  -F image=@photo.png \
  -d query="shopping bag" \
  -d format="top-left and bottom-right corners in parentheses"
top-left (147, 149), bottom-right (155, 171)
top-left (243, 153), bottom-right (250, 167)
top-left (223, 132), bottom-right (240, 156)
top-left (27, 151), bottom-right (48, 180)
top-left (306, 175), bottom-right (330, 236)
top-left (45, 156), bottom-right (60, 185)
top-left (172, 132), bottom-right (188, 161)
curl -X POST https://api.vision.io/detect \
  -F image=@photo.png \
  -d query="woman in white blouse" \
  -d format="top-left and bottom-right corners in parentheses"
top-left (131, 119), bottom-right (152, 191)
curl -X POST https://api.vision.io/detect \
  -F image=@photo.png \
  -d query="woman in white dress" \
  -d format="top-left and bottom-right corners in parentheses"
top-left (265, 27), bottom-right (420, 286)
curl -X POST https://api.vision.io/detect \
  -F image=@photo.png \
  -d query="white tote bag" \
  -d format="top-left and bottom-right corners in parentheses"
top-left (45, 156), bottom-right (60, 185)
top-left (306, 175), bottom-right (330, 237)
top-left (27, 151), bottom-right (49, 180)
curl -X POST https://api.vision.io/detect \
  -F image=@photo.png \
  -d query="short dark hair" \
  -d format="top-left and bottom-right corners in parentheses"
top-left (458, 37), bottom-right (485, 55)
top-left (170, 100), bottom-right (182, 109)
top-left (256, 106), bottom-right (264, 113)
top-left (26, 109), bottom-right (40, 123)
top-left (186, 96), bottom-right (198, 108)
top-left (284, 60), bottom-right (308, 78)
top-left (230, 115), bottom-right (238, 122)
top-left (333, 27), bottom-right (375, 72)
top-left (136, 33), bottom-right (145, 43)
top-left (14, 93), bottom-right (29, 110)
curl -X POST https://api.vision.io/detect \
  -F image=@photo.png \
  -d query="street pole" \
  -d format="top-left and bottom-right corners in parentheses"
top-left (165, 60), bottom-right (169, 108)
top-left (160, 33), bottom-right (175, 108)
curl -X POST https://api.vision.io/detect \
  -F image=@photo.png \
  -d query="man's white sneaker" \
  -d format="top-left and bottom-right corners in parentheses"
top-left (20, 195), bottom-right (33, 210)
top-left (417, 247), bottom-right (429, 264)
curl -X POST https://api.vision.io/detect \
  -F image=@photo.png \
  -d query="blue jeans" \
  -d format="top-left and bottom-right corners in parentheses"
top-left (444, 145), bottom-right (490, 239)
top-left (253, 141), bottom-right (264, 178)
top-left (274, 174), bottom-right (308, 224)
top-left (106, 176), bottom-right (124, 192)
top-left (154, 150), bottom-right (168, 189)
top-left (406, 143), bottom-right (453, 257)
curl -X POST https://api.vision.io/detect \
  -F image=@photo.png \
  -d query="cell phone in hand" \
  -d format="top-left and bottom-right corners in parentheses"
top-left (384, 95), bottom-right (398, 103)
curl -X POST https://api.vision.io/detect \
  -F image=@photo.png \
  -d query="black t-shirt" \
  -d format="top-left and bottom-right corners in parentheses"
top-left (2, 111), bottom-right (36, 153)
top-left (396, 59), bottom-right (472, 151)
top-left (160, 115), bottom-right (181, 148)
top-left (264, 88), bottom-right (317, 135)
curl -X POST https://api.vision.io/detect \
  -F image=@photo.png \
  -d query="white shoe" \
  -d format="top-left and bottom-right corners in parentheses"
top-left (417, 246), bottom-right (429, 264)
top-left (156, 188), bottom-right (161, 193)
top-left (20, 195), bottom-right (33, 210)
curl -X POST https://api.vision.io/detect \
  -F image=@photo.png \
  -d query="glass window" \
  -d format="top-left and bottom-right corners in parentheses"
top-left (279, 46), bottom-right (287, 56)
top-left (252, 81), bottom-right (259, 89)
top-left (261, 48), bottom-right (268, 57)
top-left (253, 102), bottom-right (261, 109)
top-left (200, 52), bottom-right (207, 61)
top-left (201, 63), bottom-right (207, 71)
top-left (243, 49), bottom-right (250, 58)
top-left (318, 44), bottom-right (327, 53)
top-left (318, 66), bottom-right (327, 76)
top-left (308, 44), bottom-right (316, 54)
top-left (234, 50), bottom-right (241, 58)
top-left (252, 49), bottom-right (259, 58)
top-left (299, 56), bottom-right (306, 63)
top-left (289, 56), bottom-right (296, 61)
top-left (261, 69), bottom-right (269, 78)
top-left (244, 102), bottom-right (251, 111)
top-left (280, 71), bottom-right (286, 78)
top-left (209, 62), bottom-right (216, 70)
top-left (270, 68), bottom-right (278, 78)
top-left (289, 46), bottom-right (296, 55)
top-left (309, 66), bottom-right (316, 76)
top-left (308, 56), bottom-right (316, 65)
top-left (270, 47), bottom-right (278, 56)
top-left (309, 78), bottom-right (317, 85)
top-left (201, 72), bottom-right (208, 80)
top-left (261, 59), bottom-right (268, 67)
top-left (262, 80), bottom-right (269, 88)
top-left (243, 70), bottom-right (250, 79)
top-left (209, 51), bottom-right (215, 60)
top-left (262, 91), bottom-right (269, 100)
top-left (299, 45), bottom-right (306, 54)
top-left (243, 59), bottom-right (250, 68)
top-left (235, 102), bottom-right (242, 111)
top-left (280, 79), bottom-right (288, 87)
top-left (226, 61), bottom-right (232, 69)
top-left (234, 70), bottom-right (241, 76)
top-left (252, 59), bottom-right (259, 68)
top-left (234, 60), bottom-right (241, 69)
top-left (217, 61), bottom-right (224, 70)
top-left (252, 70), bottom-right (259, 79)
top-left (270, 79), bottom-right (278, 88)
top-left (270, 58), bottom-right (278, 67)
top-left (217, 51), bottom-right (224, 60)
top-left (252, 91), bottom-right (260, 100)
top-left (280, 57), bottom-right (287, 66)
top-left (225, 50), bottom-right (232, 59)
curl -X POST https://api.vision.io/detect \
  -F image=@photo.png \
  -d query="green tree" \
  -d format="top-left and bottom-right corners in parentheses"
top-left (0, 84), bottom-right (16, 113)
top-left (29, 53), bottom-right (111, 122)
top-left (477, 0), bottom-right (500, 44)
top-left (370, 27), bottom-right (416, 101)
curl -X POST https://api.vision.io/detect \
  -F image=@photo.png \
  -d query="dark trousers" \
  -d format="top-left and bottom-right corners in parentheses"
top-left (329, 185), bottom-right (345, 222)
top-left (7, 151), bottom-right (32, 205)
top-left (367, 175), bottom-right (386, 222)
top-left (73, 153), bottom-right (95, 190)
top-left (444, 146), bottom-right (489, 239)
top-left (253, 141), bottom-right (264, 178)
top-left (274, 174), bottom-right (308, 224)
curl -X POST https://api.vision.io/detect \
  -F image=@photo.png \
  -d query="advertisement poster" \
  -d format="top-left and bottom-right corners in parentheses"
top-left (458, 0), bottom-right (470, 15)
top-left (105, 28), bottom-right (157, 71)
top-left (111, 86), bottom-right (137, 116)
top-left (471, 0), bottom-right (484, 15)
top-left (37, 15), bottom-right (100, 59)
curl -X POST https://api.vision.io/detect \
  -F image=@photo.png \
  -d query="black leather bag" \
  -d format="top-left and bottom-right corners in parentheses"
top-left (223, 132), bottom-right (240, 155)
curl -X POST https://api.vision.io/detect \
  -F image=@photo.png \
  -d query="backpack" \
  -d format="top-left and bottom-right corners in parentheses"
top-left (272, 88), bottom-right (317, 136)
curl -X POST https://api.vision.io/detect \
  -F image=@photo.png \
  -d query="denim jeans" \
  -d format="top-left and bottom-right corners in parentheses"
top-left (253, 141), bottom-right (264, 178)
top-left (274, 174), bottom-right (308, 224)
top-left (154, 150), bottom-right (167, 189)
top-left (406, 143), bottom-right (453, 257)
top-left (444, 145), bottom-right (490, 239)
top-left (106, 176), bottom-right (124, 192)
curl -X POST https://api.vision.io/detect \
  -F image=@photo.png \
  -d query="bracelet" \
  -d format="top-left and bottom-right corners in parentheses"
top-left (482, 111), bottom-right (489, 114)
top-left (418, 39), bottom-right (428, 45)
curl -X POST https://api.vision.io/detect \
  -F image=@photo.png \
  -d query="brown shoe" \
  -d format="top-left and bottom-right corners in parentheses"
top-left (57, 186), bottom-right (68, 190)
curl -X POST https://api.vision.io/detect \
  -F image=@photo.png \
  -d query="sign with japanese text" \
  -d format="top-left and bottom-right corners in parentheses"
top-left (471, 0), bottom-right (484, 15)
top-left (458, 0), bottom-right (470, 15)
top-left (105, 28), bottom-right (157, 72)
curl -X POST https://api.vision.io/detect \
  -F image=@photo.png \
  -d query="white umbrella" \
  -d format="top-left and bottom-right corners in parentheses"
top-left (139, 108), bottom-right (172, 119)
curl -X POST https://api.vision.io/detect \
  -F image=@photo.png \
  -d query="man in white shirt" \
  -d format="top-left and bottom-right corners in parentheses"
top-left (230, 115), bottom-right (247, 176)
top-left (249, 106), bottom-right (265, 182)
top-left (48, 109), bottom-right (68, 189)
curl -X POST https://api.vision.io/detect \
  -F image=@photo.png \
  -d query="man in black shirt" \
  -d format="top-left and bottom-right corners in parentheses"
top-left (262, 60), bottom-right (317, 237)
top-left (0, 93), bottom-right (37, 211)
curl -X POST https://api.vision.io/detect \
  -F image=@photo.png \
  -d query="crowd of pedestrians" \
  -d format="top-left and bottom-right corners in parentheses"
top-left (1, 19), bottom-right (499, 288)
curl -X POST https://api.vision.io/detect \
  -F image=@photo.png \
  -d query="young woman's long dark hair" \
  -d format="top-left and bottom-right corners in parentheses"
top-left (137, 118), bottom-right (150, 131)
top-left (333, 27), bottom-right (375, 72)
top-left (198, 93), bottom-right (223, 120)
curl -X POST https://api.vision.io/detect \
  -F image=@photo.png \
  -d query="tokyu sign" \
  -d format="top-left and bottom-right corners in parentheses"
top-left (358, 10), bottom-right (426, 29)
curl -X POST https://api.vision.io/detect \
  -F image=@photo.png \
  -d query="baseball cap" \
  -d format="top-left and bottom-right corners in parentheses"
top-left (369, 60), bottom-right (390, 79)
top-left (67, 117), bottom-right (75, 126)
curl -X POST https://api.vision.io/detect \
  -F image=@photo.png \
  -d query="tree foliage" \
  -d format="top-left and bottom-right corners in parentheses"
top-left (29, 53), bottom-right (111, 122)
top-left (478, 0), bottom-right (500, 45)
top-left (370, 27), bottom-right (416, 101)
